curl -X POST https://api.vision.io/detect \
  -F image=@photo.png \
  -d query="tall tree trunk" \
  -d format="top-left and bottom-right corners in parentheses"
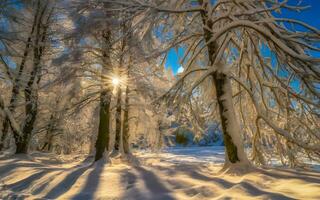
top-left (122, 85), bottom-right (130, 154)
top-left (0, 1), bottom-right (41, 151)
top-left (15, 1), bottom-right (51, 154)
top-left (114, 87), bottom-right (122, 152)
top-left (198, 0), bottom-right (248, 166)
top-left (95, 30), bottom-right (112, 161)
top-left (95, 90), bottom-right (111, 161)
top-left (113, 16), bottom-right (127, 154)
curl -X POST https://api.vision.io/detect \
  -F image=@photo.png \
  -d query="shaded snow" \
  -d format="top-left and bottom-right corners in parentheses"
top-left (141, 146), bottom-right (225, 164)
top-left (0, 147), bottom-right (320, 200)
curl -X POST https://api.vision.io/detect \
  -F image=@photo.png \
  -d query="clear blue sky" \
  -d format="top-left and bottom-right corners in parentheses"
top-left (165, 0), bottom-right (320, 74)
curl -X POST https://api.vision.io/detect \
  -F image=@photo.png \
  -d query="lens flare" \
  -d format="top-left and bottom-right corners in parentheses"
top-left (112, 77), bottom-right (120, 86)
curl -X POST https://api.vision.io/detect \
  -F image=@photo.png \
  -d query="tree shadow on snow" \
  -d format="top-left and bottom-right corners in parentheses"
top-left (120, 170), bottom-right (142, 199)
top-left (134, 167), bottom-right (174, 200)
top-left (70, 162), bottom-right (105, 200)
top-left (258, 167), bottom-right (320, 184)
top-left (0, 162), bottom-right (47, 176)
top-left (44, 164), bottom-right (92, 199)
top-left (148, 164), bottom-right (296, 199)
top-left (7, 170), bottom-right (49, 191)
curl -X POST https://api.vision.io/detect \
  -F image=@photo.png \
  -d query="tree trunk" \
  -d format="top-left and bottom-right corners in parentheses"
top-left (114, 87), bottom-right (122, 152)
top-left (15, 1), bottom-right (51, 154)
top-left (95, 90), bottom-right (111, 161)
top-left (0, 128), bottom-right (8, 151)
top-left (212, 72), bottom-right (248, 165)
top-left (15, 84), bottom-right (40, 154)
top-left (41, 142), bottom-right (48, 151)
top-left (122, 85), bottom-right (130, 154)
top-left (198, 0), bottom-right (249, 166)
top-left (0, 1), bottom-right (41, 151)
top-left (94, 29), bottom-right (112, 161)
top-left (41, 115), bottom-right (55, 152)
top-left (156, 121), bottom-right (163, 150)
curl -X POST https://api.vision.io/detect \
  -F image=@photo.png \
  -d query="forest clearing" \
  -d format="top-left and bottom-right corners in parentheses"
top-left (0, 0), bottom-right (320, 199)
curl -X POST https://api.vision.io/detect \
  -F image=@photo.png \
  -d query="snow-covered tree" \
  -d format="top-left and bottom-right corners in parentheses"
top-left (0, 0), bottom-right (58, 153)
top-left (107, 0), bottom-right (320, 169)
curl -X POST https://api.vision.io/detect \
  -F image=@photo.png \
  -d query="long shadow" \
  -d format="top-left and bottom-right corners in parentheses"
top-left (238, 181), bottom-right (295, 200)
top-left (134, 166), bottom-right (176, 200)
top-left (152, 164), bottom-right (296, 199)
top-left (125, 170), bottom-right (138, 190)
top-left (31, 157), bottom-right (94, 195)
top-left (32, 170), bottom-right (65, 195)
top-left (0, 163), bottom-right (46, 176)
top-left (44, 164), bottom-right (91, 199)
top-left (275, 167), bottom-right (320, 177)
top-left (0, 154), bottom-right (96, 198)
top-left (260, 167), bottom-right (320, 179)
top-left (7, 170), bottom-right (48, 191)
top-left (152, 164), bottom-right (233, 188)
top-left (0, 161), bottom-right (66, 193)
top-left (71, 163), bottom-right (105, 200)
top-left (160, 165), bottom-right (234, 189)
top-left (258, 168), bottom-right (320, 184)
top-left (152, 162), bottom-right (209, 176)
top-left (120, 170), bottom-right (144, 199)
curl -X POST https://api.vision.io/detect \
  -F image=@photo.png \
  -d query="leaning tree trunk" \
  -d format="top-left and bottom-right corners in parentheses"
top-left (114, 87), bottom-right (122, 152)
top-left (15, 90), bottom-right (39, 154)
top-left (16, 61), bottom-right (41, 154)
top-left (95, 90), bottom-right (111, 161)
top-left (199, 0), bottom-right (249, 167)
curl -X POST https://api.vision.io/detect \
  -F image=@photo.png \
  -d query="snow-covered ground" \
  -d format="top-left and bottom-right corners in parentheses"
top-left (0, 147), bottom-right (320, 200)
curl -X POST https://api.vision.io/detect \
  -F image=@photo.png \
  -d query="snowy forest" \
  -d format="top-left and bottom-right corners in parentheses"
top-left (0, 0), bottom-right (319, 199)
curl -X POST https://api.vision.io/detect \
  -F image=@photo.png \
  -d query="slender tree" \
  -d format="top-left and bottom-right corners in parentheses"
top-left (15, 0), bottom-right (54, 153)
top-left (122, 66), bottom-right (131, 154)
top-left (1, 0), bottom-right (41, 151)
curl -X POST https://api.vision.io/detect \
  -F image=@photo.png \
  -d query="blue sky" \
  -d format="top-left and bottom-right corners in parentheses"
top-left (165, 0), bottom-right (320, 74)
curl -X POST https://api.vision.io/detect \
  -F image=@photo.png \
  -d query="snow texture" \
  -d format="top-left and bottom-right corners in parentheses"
top-left (1, 147), bottom-right (320, 200)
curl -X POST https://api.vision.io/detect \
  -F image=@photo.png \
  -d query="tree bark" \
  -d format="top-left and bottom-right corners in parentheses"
top-left (122, 85), bottom-right (130, 154)
top-left (41, 113), bottom-right (55, 152)
top-left (95, 90), bottom-right (111, 161)
top-left (156, 121), bottom-right (164, 150)
top-left (198, 0), bottom-right (248, 166)
top-left (114, 87), bottom-right (122, 152)
top-left (94, 30), bottom-right (112, 161)
top-left (212, 72), bottom-right (248, 165)
top-left (15, 1), bottom-right (51, 154)
top-left (0, 0), bottom-right (41, 151)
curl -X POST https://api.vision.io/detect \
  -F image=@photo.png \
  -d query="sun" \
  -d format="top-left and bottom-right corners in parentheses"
top-left (112, 77), bottom-right (120, 86)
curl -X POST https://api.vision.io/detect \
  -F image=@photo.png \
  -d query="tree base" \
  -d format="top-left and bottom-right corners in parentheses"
top-left (15, 142), bottom-right (28, 154)
top-left (220, 162), bottom-right (255, 175)
top-left (109, 151), bottom-right (140, 166)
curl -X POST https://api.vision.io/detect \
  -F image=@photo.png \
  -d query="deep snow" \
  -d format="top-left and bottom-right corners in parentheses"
top-left (0, 146), bottom-right (320, 200)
